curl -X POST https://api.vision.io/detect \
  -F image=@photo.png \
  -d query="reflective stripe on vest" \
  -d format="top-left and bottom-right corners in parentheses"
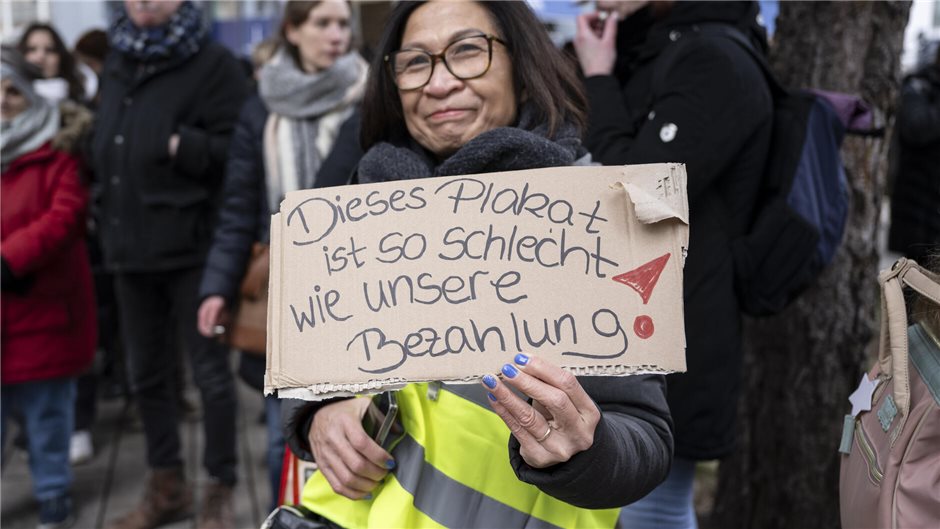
top-left (301, 383), bottom-right (619, 529)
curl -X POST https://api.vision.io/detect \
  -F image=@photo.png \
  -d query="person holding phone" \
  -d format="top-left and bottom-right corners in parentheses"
top-left (574, 1), bottom-right (773, 527)
top-left (282, 3), bottom-right (674, 528)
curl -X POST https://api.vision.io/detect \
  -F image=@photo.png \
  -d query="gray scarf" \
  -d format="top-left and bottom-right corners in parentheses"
top-left (258, 50), bottom-right (367, 213)
top-left (1, 62), bottom-right (59, 171)
top-left (358, 104), bottom-right (587, 183)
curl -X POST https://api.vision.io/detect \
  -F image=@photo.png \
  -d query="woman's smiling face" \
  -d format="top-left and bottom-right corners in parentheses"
top-left (397, 1), bottom-right (517, 159)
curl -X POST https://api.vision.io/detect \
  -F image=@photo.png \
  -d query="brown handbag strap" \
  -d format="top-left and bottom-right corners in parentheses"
top-left (877, 258), bottom-right (940, 443)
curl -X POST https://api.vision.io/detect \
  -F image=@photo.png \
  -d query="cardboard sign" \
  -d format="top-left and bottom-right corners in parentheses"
top-left (266, 163), bottom-right (689, 400)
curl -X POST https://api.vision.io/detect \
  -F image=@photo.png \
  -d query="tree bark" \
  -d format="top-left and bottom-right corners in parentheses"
top-left (711, 2), bottom-right (911, 529)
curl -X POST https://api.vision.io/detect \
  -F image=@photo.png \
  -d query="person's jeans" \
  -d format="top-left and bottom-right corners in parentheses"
top-left (618, 457), bottom-right (697, 529)
top-left (114, 267), bottom-right (238, 484)
top-left (1, 378), bottom-right (76, 501)
top-left (264, 395), bottom-right (285, 511)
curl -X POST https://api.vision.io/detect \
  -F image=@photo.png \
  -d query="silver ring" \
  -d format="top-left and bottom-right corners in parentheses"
top-left (536, 426), bottom-right (553, 443)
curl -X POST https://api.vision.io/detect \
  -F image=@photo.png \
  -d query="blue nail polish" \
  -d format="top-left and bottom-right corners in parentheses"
top-left (386, 459), bottom-right (396, 469)
top-left (487, 392), bottom-right (497, 402)
top-left (502, 364), bottom-right (518, 378)
top-left (363, 493), bottom-right (373, 500)
top-left (514, 353), bottom-right (529, 366)
top-left (482, 374), bottom-right (497, 389)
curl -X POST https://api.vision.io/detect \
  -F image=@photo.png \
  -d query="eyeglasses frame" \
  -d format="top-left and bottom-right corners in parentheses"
top-left (385, 33), bottom-right (507, 91)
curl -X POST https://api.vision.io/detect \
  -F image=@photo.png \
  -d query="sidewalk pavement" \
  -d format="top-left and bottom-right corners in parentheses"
top-left (1, 377), bottom-right (273, 529)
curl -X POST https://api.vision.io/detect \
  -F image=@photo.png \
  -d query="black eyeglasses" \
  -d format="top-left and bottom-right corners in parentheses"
top-left (385, 34), bottom-right (506, 91)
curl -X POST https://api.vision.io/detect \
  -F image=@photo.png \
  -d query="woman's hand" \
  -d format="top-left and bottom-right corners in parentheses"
top-left (574, 12), bottom-right (619, 77)
top-left (308, 398), bottom-right (396, 500)
top-left (197, 295), bottom-right (227, 338)
top-left (481, 354), bottom-right (600, 468)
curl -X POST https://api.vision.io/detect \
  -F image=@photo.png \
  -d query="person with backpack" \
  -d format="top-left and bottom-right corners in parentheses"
top-left (574, 2), bottom-right (773, 526)
top-left (889, 47), bottom-right (940, 264)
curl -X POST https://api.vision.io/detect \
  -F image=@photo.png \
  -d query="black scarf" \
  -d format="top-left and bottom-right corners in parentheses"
top-left (109, 1), bottom-right (207, 64)
top-left (358, 104), bottom-right (587, 183)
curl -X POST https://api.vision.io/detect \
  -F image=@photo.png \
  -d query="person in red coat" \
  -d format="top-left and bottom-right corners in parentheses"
top-left (1, 46), bottom-right (95, 529)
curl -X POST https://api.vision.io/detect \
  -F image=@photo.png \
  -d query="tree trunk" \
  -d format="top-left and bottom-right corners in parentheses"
top-left (711, 2), bottom-right (911, 529)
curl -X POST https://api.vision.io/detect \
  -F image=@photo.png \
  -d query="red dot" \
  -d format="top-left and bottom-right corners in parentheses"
top-left (634, 316), bottom-right (654, 339)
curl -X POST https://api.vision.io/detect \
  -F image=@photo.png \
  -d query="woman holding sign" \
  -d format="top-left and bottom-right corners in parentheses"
top-left (283, 2), bottom-right (673, 528)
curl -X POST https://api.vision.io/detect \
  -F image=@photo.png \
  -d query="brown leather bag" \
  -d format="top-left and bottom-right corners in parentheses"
top-left (839, 258), bottom-right (940, 528)
top-left (225, 242), bottom-right (269, 355)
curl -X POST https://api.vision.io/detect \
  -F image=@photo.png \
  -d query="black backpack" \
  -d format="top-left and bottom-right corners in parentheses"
top-left (655, 24), bottom-right (868, 316)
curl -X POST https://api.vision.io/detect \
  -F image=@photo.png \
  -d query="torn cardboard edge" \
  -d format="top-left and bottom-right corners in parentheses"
top-left (615, 164), bottom-right (689, 226)
top-left (267, 365), bottom-right (674, 400)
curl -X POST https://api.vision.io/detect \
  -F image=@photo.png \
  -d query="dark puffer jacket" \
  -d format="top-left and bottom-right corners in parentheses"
top-left (92, 39), bottom-right (248, 272)
top-left (889, 64), bottom-right (940, 263)
top-left (583, 1), bottom-right (773, 459)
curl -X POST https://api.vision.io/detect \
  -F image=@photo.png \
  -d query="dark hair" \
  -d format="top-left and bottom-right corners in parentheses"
top-left (360, 1), bottom-right (587, 151)
top-left (74, 29), bottom-right (109, 63)
top-left (279, 1), bottom-right (355, 70)
top-left (18, 23), bottom-right (85, 101)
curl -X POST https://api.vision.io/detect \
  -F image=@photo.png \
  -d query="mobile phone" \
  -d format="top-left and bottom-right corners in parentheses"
top-left (361, 391), bottom-right (399, 447)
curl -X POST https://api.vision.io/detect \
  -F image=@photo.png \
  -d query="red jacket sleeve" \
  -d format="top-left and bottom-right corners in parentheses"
top-left (2, 153), bottom-right (88, 275)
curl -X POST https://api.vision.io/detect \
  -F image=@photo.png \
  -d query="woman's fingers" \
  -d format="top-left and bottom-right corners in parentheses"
top-left (483, 385), bottom-right (555, 468)
top-left (576, 12), bottom-right (602, 39)
top-left (573, 12), bottom-right (618, 76)
top-left (532, 400), bottom-right (553, 423)
top-left (480, 355), bottom-right (601, 468)
top-left (601, 10), bottom-right (619, 44)
top-left (483, 372), bottom-right (552, 440)
top-left (309, 398), bottom-right (395, 498)
top-left (196, 296), bottom-right (224, 338)
top-left (336, 420), bottom-right (395, 481)
top-left (317, 459), bottom-right (372, 499)
top-left (497, 355), bottom-right (598, 432)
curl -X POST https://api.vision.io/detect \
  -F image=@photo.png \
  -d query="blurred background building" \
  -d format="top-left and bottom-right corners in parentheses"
top-left (904, 0), bottom-right (940, 72)
top-left (0, 0), bottom-right (937, 74)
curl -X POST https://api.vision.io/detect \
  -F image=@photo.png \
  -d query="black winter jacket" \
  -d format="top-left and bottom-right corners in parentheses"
top-left (92, 40), bottom-right (248, 272)
top-left (889, 65), bottom-right (940, 262)
top-left (198, 94), bottom-right (363, 303)
top-left (583, 1), bottom-right (773, 459)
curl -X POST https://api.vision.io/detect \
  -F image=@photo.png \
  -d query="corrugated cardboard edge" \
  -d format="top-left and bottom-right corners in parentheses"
top-left (277, 366), bottom-right (674, 401)
top-left (264, 213), bottom-right (282, 396)
top-left (614, 163), bottom-right (689, 226)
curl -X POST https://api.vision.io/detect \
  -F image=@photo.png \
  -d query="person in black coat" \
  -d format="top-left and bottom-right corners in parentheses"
top-left (889, 47), bottom-right (940, 264)
top-left (574, 1), bottom-right (773, 526)
top-left (91, 2), bottom-right (248, 528)
top-left (196, 0), bottom-right (367, 512)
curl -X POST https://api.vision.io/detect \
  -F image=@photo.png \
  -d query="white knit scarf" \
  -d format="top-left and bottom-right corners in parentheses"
top-left (259, 50), bottom-right (368, 214)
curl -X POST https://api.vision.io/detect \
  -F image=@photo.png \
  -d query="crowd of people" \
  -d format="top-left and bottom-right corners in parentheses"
top-left (1, 1), bottom-right (936, 529)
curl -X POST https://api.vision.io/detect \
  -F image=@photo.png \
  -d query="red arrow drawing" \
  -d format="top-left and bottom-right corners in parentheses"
top-left (612, 253), bottom-right (671, 304)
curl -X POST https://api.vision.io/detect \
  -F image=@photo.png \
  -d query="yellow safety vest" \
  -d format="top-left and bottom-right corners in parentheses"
top-left (301, 382), bottom-right (619, 529)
